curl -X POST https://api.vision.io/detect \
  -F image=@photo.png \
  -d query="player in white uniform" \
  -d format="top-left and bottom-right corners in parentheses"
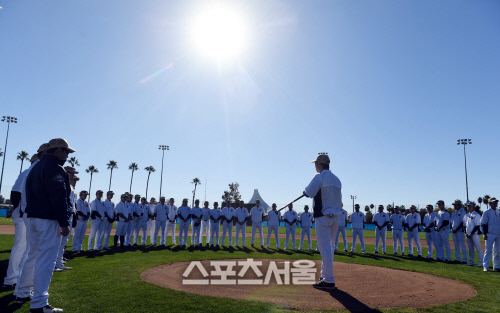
top-left (72, 191), bottom-right (90, 252)
top-left (464, 202), bottom-right (483, 267)
top-left (390, 206), bottom-right (405, 255)
top-left (481, 197), bottom-right (500, 272)
top-left (435, 200), bottom-right (452, 262)
top-left (405, 205), bottom-right (422, 257)
top-left (221, 200), bottom-right (235, 247)
top-left (131, 195), bottom-right (142, 246)
top-left (102, 191), bottom-right (115, 250)
top-left (191, 200), bottom-right (203, 246)
top-left (423, 204), bottom-right (438, 259)
top-left (283, 204), bottom-right (298, 249)
top-left (234, 201), bottom-right (249, 247)
top-left (177, 199), bottom-right (192, 247)
top-left (451, 200), bottom-right (468, 263)
top-left (154, 197), bottom-right (168, 246)
top-left (88, 190), bottom-right (106, 251)
top-left (334, 207), bottom-right (348, 252)
top-left (124, 194), bottom-right (134, 247)
top-left (114, 194), bottom-right (130, 249)
top-left (136, 198), bottom-right (150, 245)
top-left (250, 200), bottom-right (266, 248)
top-left (166, 198), bottom-right (178, 245)
top-left (266, 203), bottom-right (281, 249)
top-left (200, 201), bottom-right (211, 246)
top-left (147, 198), bottom-right (156, 245)
top-left (210, 202), bottom-right (222, 247)
top-left (299, 205), bottom-right (314, 250)
top-left (373, 205), bottom-right (390, 254)
top-left (350, 204), bottom-right (366, 253)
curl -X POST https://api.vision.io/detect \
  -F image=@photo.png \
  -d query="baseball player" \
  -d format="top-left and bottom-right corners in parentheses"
top-left (131, 194), bottom-right (142, 246)
top-left (451, 200), bottom-right (468, 263)
top-left (480, 197), bottom-right (500, 271)
top-left (373, 205), bottom-right (390, 254)
top-left (406, 205), bottom-right (422, 258)
top-left (210, 202), bottom-right (222, 247)
top-left (299, 205), bottom-right (314, 250)
top-left (250, 200), bottom-right (266, 248)
top-left (72, 190), bottom-right (90, 252)
top-left (147, 198), bottom-right (156, 245)
top-left (102, 191), bottom-right (115, 250)
top-left (166, 198), bottom-right (178, 245)
top-left (334, 206), bottom-right (348, 252)
top-left (154, 197), bottom-right (168, 246)
top-left (200, 201), bottom-right (211, 246)
top-left (234, 200), bottom-right (249, 247)
top-left (137, 198), bottom-right (151, 246)
top-left (435, 200), bottom-right (452, 262)
top-left (423, 204), bottom-right (438, 259)
top-left (177, 198), bottom-right (192, 247)
top-left (266, 203), bottom-right (281, 249)
top-left (283, 203), bottom-right (298, 249)
top-left (464, 202), bottom-right (483, 267)
top-left (88, 190), bottom-right (105, 251)
top-left (124, 194), bottom-right (134, 247)
top-left (114, 194), bottom-right (130, 249)
top-left (390, 206), bottom-right (405, 255)
top-left (221, 200), bottom-right (235, 247)
top-left (191, 200), bottom-right (203, 246)
top-left (350, 204), bottom-right (366, 253)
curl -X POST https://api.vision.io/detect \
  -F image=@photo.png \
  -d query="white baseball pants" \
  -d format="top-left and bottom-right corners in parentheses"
top-left (88, 219), bottom-right (102, 250)
top-left (435, 228), bottom-right (452, 261)
top-left (467, 234), bottom-right (483, 266)
top-left (200, 220), bottom-right (210, 245)
top-left (252, 222), bottom-right (264, 246)
top-left (407, 229), bottom-right (422, 256)
top-left (316, 214), bottom-right (340, 284)
top-left (3, 217), bottom-right (26, 285)
top-left (351, 228), bottom-right (365, 252)
top-left (483, 233), bottom-right (500, 271)
top-left (375, 229), bottom-right (387, 253)
top-left (266, 225), bottom-right (280, 248)
top-left (235, 223), bottom-right (246, 246)
top-left (210, 221), bottom-right (220, 245)
top-left (165, 222), bottom-right (176, 245)
top-left (300, 227), bottom-right (312, 250)
top-left (178, 220), bottom-right (190, 245)
top-left (13, 215), bottom-right (32, 298)
top-left (285, 226), bottom-right (296, 249)
top-left (334, 226), bottom-right (347, 251)
top-left (452, 231), bottom-right (468, 262)
top-left (72, 220), bottom-right (87, 251)
top-left (425, 230), bottom-right (437, 258)
top-left (392, 229), bottom-right (404, 254)
top-left (221, 221), bottom-right (233, 246)
top-left (154, 220), bottom-right (166, 245)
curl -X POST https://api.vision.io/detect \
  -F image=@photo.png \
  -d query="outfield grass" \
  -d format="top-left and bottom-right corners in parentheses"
top-left (0, 233), bottom-right (497, 313)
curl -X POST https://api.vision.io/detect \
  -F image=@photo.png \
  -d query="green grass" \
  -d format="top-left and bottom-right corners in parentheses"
top-left (0, 233), bottom-right (497, 313)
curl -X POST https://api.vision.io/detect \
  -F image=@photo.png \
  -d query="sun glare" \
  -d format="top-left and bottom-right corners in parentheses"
top-left (191, 5), bottom-right (247, 61)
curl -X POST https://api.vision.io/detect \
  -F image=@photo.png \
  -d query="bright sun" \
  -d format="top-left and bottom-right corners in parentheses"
top-left (191, 5), bottom-right (247, 61)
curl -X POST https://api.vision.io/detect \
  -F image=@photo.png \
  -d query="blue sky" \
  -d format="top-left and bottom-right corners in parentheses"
top-left (1, 1), bottom-right (499, 212)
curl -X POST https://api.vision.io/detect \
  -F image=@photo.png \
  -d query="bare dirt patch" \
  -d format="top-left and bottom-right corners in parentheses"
top-left (141, 259), bottom-right (476, 311)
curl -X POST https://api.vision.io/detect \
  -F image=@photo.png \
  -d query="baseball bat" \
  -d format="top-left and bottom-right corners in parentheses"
top-left (277, 194), bottom-right (305, 212)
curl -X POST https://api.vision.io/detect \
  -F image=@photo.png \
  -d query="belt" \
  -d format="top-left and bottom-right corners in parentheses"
top-left (202, 219), bottom-right (209, 221)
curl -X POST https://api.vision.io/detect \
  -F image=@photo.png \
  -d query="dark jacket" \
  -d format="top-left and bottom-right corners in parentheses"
top-left (25, 154), bottom-right (72, 227)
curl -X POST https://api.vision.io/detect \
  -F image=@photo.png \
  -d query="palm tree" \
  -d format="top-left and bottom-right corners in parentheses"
top-left (0, 148), bottom-right (3, 157)
top-left (128, 162), bottom-right (139, 193)
top-left (144, 166), bottom-right (156, 199)
top-left (477, 197), bottom-right (483, 210)
top-left (107, 160), bottom-right (118, 190)
top-left (68, 157), bottom-right (80, 167)
top-left (17, 151), bottom-right (29, 174)
top-left (369, 204), bottom-right (374, 214)
top-left (85, 165), bottom-right (99, 197)
top-left (483, 195), bottom-right (491, 209)
top-left (191, 178), bottom-right (201, 207)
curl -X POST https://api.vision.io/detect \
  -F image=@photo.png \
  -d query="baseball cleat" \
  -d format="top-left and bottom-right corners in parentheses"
top-left (53, 268), bottom-right (63, 272)
top-left (1, 283), bottom-right (16, 289)
top-left (313, 280), bottom-right (337, 290)
top-left (57, 265), bottom-right (72, 271)
top-left (29, 304), bottom-right (63, 313)
top-left (15, 296), bottom-right (31, 303)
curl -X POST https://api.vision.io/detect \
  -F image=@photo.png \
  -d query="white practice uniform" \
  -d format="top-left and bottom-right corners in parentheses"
top-left (451, 208), bottom-right (468, 263)
top-left (147, 203), bottom-right (156, 244)
top-left (154, 203), bottom-right (168, 245)
top-left (210, 208), bottom-right (222, 245)
top-left (334, 209), bottom-right (348, 251)
top-left (177, 206), bottom-right (192, 246)
top-left (88, 198), bottom-right (106, 250)
top-left (221, 206), bottom-right (235, 246)
top-left (191, 207), bottom-right (203, 245)
top-left (406, 212), bottom-right (422, 256)
top-left (102, 199), bottom-right (115, 249)
top-left (436, 210), bottom-right (452, 261)
top-left (72, 198), bottom-right (89, 251)
top-left (283, 210), bottom-right (298, 249)
top-left (266, 210), bottom-right (281, 249)
top-left (136, 204), bottom-right (150, 245)
top-left (166, 205), bottom-right (178, 245)
top-left (200, 207), bottom-right (211, 245)
top-left (481, 207), bottom-right (500, 271)
top-left (373, 212), bottom-right (390, 253)
top-left (423, 212), bottom-right (438, 258)
top-left (250, 206), bottom-right (266, 246)
top-left (132, 202), bottom-right (142, 245)
top-left (464, 211), bottom-right (483, 267)
top-left (234, 207), bottom-right (249, 247)
top-left (115, 201), bottom-right (129, 238)
top-left (56, 185), bottom-right (76, 269)
top-left (124, 201), bottom-right (135, 246)
top-left (390, 213), bottom-right (405, 254)
top-left (299, 211), bottom-right (314, 250)
top-left (350, 211), bottom-right (366, 253)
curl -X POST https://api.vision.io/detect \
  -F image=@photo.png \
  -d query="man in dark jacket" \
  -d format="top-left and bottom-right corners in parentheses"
top-left (22, 138), bottom-right (75, 313)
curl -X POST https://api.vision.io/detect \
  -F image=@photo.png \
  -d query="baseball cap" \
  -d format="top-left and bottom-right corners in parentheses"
top-left (489, 197), bottom-right (499, 203)
top-left (48, 138), bottom-right (76, 153)
top-left (64, 166), bottom-right (79, 174)
top-left (169, 198), bottom-right (174, 201)
top-left (195, 199), bottom-right (200, 202)
top-left (150, 197), bottom-right (156, 201)
top-left (96, 190), bottom-right (103, 194)
top-left (141, 197), bottom-right (147, 201)
top-left (426, 204), bottom-right (433, 208)
top-left (378, 205), bottom-right (384, 208)
top-left (107, 191), bottom-right (115, 195)
top-left (311, 153), bottom-right (330, 164)
top-left (410, 205), bottom-right (416, 209)
top-left (160, 196), bottom-right (166, 199)
top-left (80, 190), bottom-right (89, 195)
top-left (135, 194), bottom-right (141, 198)
top-left (466, 202), bottom-right (474, 206)
top-left (272, 203), bottom-right (276, 206)
top-left (436, 200), bottom-right (445, 205)
top-left (452, 200), bottom-right (462, 205)
top-left (37, 143), bottom-right (49, 153)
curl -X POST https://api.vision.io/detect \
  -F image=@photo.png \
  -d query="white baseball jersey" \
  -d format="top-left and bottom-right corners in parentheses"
top-left (350, 211), bottom-right (366, 229)
top-left (210, 208), bottom-right (222, 220)
top-left (267, 210), bottom-right (281, 226)
top-left (406, 213), bottom-right (421, 229)
top-left (436, 210), bottom-right (451, 229)
top-left (16, 160), bottom-right (39, 216)
top-left (304, 169), bottom-right (342, 215)
top-left (177, 206), bottom-right (192, 221)
top-left (299, 212), bottom-right (314, 228)
top-left (451, 209), bottom-right (466, 230)
top-left (373, 212), bottom-right (390, 230)
top-left (480, 208), bottom-right (500, 235)
top-left (235, 207), bottom-right (249, 224)
top-left (125, 201), bottom-right (133, 219)
top-left (464, 211), bottom-right (481, 234)
top-left (338, 209), bottom-right (348, 227)
top-left (283, 210), bottom-right (298, 227)
top-left (154, 203), bottom-right (168, 221)
top-left (140, 204), bottom-right (151, 222)
top-left (221, 206), bottom-right (235, 220)
top-left (167, 205), bottom-right (178, 222)
top-left (115, 201), bottom-right (129, 221)
top-left (390, 213), bottom-right (405, 230)
top-left (201, 207), bottom-right (211, 221)
top-left (104, 199), bottom-right (115, 219)
top-left (423, 212), bottom-right (438, 228)
top-left (76, 198), bottom-right (90, 221)
top-left (250, 206), bottom-right (265, 223)
top-left (191, 207), bottom-right (202, 221)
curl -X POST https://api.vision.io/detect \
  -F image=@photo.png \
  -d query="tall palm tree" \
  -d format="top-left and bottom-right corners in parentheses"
top-left (17, 151), bottom-right (29, 174)
top-left (191, 178), bottom-right (201, 207)
top-left (107, 160), bottom-right (118, 190)
top-left (144, 166), bottom-right (156, 199)
top-left (477, 197), bottom-right (483, 211)
top-left (85, 165), bottom-right (99, 197)
top-left (128, 162), bottom-right (139, 193)
top-left (68, 157), bottom-right (80, 167)
top-left (483, 195), bottom-right (491, 209)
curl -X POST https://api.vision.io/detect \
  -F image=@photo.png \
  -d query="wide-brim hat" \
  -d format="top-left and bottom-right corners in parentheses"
top-left (311, 153), bottom-right (330, 164)
top-left (48, 138), bottom-right (76, 153)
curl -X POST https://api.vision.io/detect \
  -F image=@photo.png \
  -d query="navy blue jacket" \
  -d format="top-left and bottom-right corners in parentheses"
top-left (25, 154), bottom-right (72, 227)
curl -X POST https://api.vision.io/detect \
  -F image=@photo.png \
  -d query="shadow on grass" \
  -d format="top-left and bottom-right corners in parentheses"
top-left (318, 288), bottom-right (381, 313)
top-left (0, 292), bottom-right (24, 313)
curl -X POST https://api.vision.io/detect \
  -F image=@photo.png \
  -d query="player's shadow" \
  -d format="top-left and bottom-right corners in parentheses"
top-left (319, 288), bottom-right (381, 313)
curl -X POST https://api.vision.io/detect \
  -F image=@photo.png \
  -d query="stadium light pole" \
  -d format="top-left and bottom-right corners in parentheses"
top-left (457, 139), bottom-right (471, 203)
top-left (351, 195), bottom-right (357, 213)
top-left (0, 116), bottom-right (18, 198)
top-left (158, 145), bottom-right (169, 199)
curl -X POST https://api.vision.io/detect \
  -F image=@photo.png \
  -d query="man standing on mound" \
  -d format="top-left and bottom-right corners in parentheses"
top-left (304, 153), bottom-right (342, 290)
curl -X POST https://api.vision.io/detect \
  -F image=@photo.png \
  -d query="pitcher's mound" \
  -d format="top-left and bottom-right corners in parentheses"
top-left (141, 259), bottom-right (476, 311)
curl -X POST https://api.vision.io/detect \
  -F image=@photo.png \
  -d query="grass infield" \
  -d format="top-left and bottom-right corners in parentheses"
top-left (0, 233), bottom-right (497, 313)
